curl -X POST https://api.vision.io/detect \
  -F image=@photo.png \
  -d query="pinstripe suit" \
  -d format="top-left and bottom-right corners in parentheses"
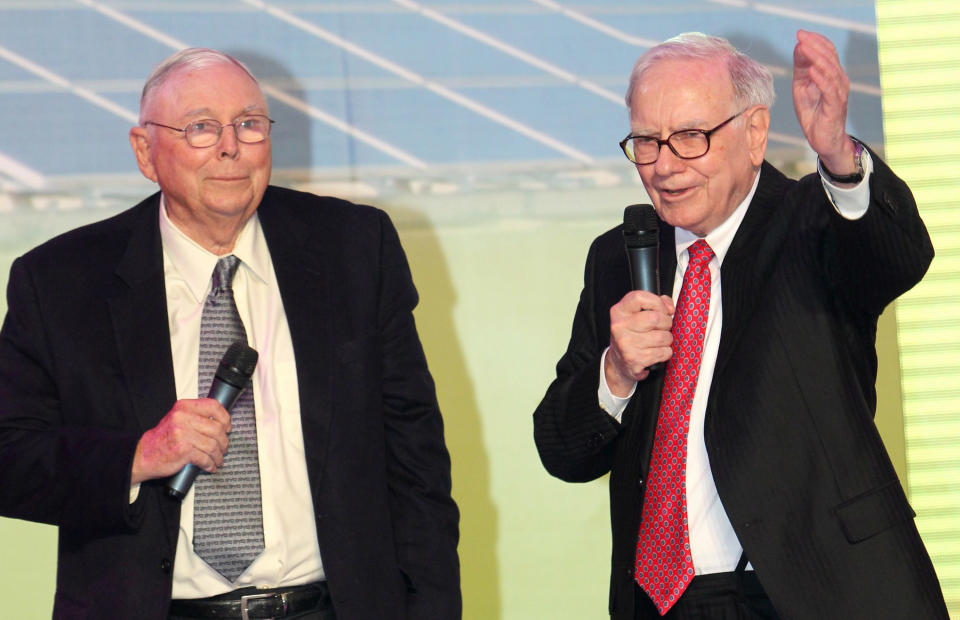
top-left (534, 153), bottom-right (947, 619)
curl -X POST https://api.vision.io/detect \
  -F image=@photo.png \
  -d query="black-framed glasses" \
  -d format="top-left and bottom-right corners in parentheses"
top-left (619, 110), bottom-right (745, 165)
top-left (144, 114), bottom-right (274, 148)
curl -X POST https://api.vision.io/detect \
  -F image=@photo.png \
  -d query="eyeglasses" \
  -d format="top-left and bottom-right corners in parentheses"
top-left (619, 110), bottom-right (745, 165)
top-left (143, 114), bottom-right (274, 148)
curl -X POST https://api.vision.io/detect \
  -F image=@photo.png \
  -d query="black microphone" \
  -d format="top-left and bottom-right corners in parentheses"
top-left (166, 341), bottom-right (259, 499)
top-left (623, 204), bottom-right (662, 371)
top-left (623, 204), bottom-right (660, 294)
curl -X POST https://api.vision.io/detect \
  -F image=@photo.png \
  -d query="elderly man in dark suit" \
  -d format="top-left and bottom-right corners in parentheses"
top-left (534, 30), bottom-right (947, 619)
top-left (0, 48), bottom-right (459, 619)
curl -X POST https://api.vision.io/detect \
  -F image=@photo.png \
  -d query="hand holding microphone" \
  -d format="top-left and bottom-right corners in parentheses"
top-left (167, 342), bottom-right (258, 498)
top-left (604, 205), bottom-right (674, 394)
top-left (624, 204), bottom-right (663, 373)
top-left (129, 342), bottom-right (258, 496)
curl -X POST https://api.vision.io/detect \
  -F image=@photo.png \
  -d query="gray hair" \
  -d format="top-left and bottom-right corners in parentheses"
top-left (625, 32), bottom-right (775, 111)
top-left (138, 48), bottom-right (260, 123)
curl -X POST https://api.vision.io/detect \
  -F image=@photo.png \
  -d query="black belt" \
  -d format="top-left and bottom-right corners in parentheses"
top-left (169, 582), bottom-right (331, 619)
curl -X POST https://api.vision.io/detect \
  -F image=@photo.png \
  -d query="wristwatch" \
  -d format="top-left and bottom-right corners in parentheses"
top-left (821, 139), bottom-right (864, 184)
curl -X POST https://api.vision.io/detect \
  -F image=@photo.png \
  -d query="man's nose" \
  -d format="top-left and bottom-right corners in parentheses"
top-left (653, 142), bottom-right (685, 175)
top-left (217, 124), bottom-right (240, 158)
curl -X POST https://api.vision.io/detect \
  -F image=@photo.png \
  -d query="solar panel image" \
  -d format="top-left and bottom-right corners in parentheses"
top-left (0, 0), bottom-right (882, 206)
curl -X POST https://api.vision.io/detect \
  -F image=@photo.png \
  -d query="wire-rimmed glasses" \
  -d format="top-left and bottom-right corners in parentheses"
top-left (144, 114), bottom-right (274, 148)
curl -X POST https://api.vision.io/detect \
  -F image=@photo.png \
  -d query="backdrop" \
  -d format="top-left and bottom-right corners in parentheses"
top-left (1, 1), bottom-right (953, 618)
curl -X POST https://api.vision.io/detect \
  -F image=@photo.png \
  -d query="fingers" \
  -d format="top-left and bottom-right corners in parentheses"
top-left (606, 291), bottom-right (675, 393)
top-left (794, 30), bottom-right (849, 105)
top-left (130, 399), bottom-right (233, 485)
top-left (611, 290), bottom-right (673, 316)
top-left (194, 397), bottom-right (233, 432)
top-left (171, 400), bottom-right (231, 469)
top-left (795, 30), bottom-right (838, 66)
top-left (793, 30), bottom-right (851, 160)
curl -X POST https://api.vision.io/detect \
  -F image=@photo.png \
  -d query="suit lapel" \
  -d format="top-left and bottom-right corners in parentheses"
top-left (635, 164), bottom-right (790, 447)
top-left (621, 224), bottom-right (677, 484)
top-left (713, 162), bottom-right (791, 378)
top-left (257, 189), bottom-right (334, 491)
top-left (108, 195), bottom-right (177, 437)
top-left (622, 165), bottom-right (790, 539)
top-left (106, 194), bottom-right (181, 549)
top-left (633, 222), bottom-right (677, 438)
top-left (659, 224), bottom-right (678, 298)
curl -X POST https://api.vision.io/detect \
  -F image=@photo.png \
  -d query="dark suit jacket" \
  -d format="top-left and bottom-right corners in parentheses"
top-left (0, 186), bottom-right (460, 619)
top-left (534, 155), bottom-right (948, 619)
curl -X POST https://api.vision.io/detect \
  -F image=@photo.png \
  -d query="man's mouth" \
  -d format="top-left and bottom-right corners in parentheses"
top-left (660, 187), bottom-right (691, 198)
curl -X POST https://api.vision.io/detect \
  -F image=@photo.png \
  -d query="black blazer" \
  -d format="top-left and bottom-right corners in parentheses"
top-left (534, 155), bottom-right (948, 619)
top-left (0, 186), bottom-right (460, 619)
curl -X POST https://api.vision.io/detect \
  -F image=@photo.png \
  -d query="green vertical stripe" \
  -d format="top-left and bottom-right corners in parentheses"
top-left (877, 1), bottom-right (960, 615)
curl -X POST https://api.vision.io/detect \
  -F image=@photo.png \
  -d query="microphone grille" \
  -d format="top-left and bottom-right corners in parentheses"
top-left (623, 204), bottom-right (658, 234)
top-left (216, 341), bottom-right (259, 386)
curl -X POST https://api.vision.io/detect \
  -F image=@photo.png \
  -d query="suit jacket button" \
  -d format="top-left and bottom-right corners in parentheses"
top-left (587, 432), bottom-right (603, 448)
top-left (161, 558), bottom-right (172, 573)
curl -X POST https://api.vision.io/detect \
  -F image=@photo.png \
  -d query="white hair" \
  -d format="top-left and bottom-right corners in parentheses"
top-left (625, 32), bottom-right (775, 111)
top-left (138, 48), bottom-right (260, 123)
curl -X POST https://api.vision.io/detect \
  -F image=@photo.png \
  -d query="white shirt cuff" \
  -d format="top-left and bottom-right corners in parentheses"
top-left (819, 147), bottom-right (873, 220)
top-left (598, 347), bottom-right (636, 423)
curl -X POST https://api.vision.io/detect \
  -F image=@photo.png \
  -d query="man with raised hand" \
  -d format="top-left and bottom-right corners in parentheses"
top-left (535, 30), bottom-right (946, 619)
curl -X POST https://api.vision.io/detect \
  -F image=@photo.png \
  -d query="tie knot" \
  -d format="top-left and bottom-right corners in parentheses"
top-left (212, 255), bottom-right (241, 293)
top-left (687, 239), bottom-right (714, 268)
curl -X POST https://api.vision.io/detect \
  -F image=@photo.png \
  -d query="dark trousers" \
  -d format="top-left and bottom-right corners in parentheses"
top-left (634, 571), bottom-right (779, 620)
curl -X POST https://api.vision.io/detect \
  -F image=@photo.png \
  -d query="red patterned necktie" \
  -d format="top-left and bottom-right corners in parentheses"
top-left (635, 239), bottom-right (714, 614)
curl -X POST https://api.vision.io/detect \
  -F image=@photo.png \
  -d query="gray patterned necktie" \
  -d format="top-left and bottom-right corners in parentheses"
top-left (193, 255), bottom-right (265, 582)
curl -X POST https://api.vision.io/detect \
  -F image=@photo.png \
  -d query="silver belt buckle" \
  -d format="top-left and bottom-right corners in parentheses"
top-left (239, 591), bottom-right (289, 620)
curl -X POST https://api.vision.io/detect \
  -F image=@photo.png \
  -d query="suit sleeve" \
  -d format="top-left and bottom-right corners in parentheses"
top-left (533, 235), bottom-right (622, 483)
top-left (813, 146), bottom-right (933, 317)
top-left (375, 212), bottom-right (462, 618)
top-left (0, 256), bottom-right (142, 535)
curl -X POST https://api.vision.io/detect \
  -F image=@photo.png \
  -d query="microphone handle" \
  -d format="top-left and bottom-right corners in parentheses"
top-left (167, 465), bottom-right (201, 500)
top-left (626, 245), bottom-right (659, 294)
top-left (166, 378), bottom-right (246, 499)
top-left (625, 244), bottom-right (663, 372)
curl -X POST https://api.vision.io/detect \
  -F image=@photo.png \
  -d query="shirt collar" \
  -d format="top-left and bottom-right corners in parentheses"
top-left (158, 195), bottom-right (271, 303)
top-left (674, 167), bottom-right (762, 266)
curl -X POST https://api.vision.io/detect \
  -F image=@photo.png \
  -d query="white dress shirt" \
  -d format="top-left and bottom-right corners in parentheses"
top-left (157, 199), bottom-right (326, 598)
top-left (599, 153), bottom-right (874, 574)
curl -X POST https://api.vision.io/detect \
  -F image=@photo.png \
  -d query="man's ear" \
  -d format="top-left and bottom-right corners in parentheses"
top-left (129, 126), bottom-right (158, 183)
top-left (745, 105), bottom-right (770, 167)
